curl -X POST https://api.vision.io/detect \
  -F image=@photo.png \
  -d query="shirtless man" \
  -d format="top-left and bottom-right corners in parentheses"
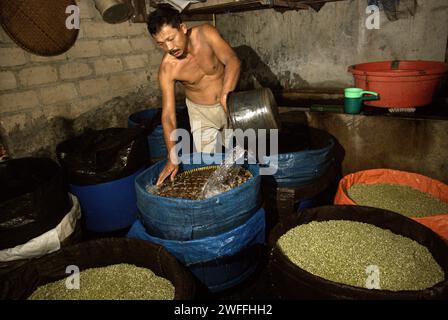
top-left (148, 7), bottom-right (241, 185)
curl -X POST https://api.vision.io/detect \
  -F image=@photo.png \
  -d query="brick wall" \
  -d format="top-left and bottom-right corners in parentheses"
top-left (0, 0), bottom-right (164, 157)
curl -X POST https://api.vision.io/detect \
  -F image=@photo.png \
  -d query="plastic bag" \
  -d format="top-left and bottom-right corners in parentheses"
top-left (56, 128), bottom-right (148, 185)
top-left (0, 158), bottom-right (70, 250)
top-left (200, 145), bottom-right (246, 199)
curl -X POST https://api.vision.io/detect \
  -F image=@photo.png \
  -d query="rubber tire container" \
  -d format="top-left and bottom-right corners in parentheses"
top-left (0, 238), bottom-right (197, 300)
top-left (0, 158), bottom-right (70, 250)
top-left (268, 205), bottom-right (448, 300)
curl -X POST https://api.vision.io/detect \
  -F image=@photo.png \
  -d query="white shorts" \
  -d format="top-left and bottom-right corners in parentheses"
top-left (185, 98), bottom-right (230, 153)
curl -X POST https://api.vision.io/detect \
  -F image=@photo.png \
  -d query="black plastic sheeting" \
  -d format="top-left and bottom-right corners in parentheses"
top-left (56, 128), bottom-right (148, 186)
top-left (0, 218), bottom-right (82, 277)
top-left (0, 238), bottom-right (197, 300)
top-left (0, 158), bottom-right (70, 250)
top-left (268, 205), bottom-right (448, 300)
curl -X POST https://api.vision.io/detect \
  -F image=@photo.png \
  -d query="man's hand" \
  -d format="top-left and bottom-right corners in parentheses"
top-left (156, 160), bottom-right (179, 186)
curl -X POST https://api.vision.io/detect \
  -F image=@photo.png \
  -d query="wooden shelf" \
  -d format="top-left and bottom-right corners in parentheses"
top-left (150, 0), bottom-right (346, 20)
top-left (183, 0), bottom-right (308, 15)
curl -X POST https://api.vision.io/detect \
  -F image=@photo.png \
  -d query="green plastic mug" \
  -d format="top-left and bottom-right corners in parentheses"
top-left (344, 88), bottom-right (379, 114)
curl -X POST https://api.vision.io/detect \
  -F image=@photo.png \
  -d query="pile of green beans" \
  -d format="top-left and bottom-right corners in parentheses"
top-left (28, 263), bottom-right (175, 300)
top-left (278, 220), bottom-right (444, 291)
top-left (347, 183), bottom-right (448, 218)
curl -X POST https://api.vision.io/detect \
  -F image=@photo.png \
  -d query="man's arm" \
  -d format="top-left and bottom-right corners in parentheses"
top-left (202, 24), bottom-right (241, 111)
top-left (156, 63), bottom-right (179, 185)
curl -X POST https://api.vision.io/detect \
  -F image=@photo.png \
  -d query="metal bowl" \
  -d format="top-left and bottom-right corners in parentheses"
top-left (227, 88), bottom-right (281, 131)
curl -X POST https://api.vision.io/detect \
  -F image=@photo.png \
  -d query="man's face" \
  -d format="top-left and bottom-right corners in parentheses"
top-left (153, 24), bottom-right (188, 58)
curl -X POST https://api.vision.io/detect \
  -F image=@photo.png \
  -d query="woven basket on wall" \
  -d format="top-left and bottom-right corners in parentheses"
top-left (0, 0), bottom-right (79, 56)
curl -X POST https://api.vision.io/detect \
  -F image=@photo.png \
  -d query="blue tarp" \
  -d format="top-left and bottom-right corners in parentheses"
top-left (135, 153), bottom-right (262, 240)
top-left (263, 136), bottom-right (335, 188)
top-left (127, 207), bottom-right (265, 266)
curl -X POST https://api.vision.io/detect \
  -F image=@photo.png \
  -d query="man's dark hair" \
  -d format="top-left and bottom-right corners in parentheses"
top-left (147, 6), bottom-right (182, 36)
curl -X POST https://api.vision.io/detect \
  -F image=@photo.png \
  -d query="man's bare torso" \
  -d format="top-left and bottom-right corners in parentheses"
top-left (161, 25), bottom-right (225, 105)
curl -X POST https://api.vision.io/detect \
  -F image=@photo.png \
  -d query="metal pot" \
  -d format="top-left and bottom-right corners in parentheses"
top-left (227, 88), bottom-right (281, 131)
top-left (94, 0), bottom-right (132, 24)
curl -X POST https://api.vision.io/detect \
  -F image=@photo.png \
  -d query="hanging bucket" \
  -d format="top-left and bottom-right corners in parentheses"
top-left (93, 0), bottom-right (132, 24)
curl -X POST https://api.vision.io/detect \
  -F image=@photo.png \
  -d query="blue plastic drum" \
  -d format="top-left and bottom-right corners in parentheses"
top-left (128, 107), bottom-right (191, 163)
top-left (135, 153), bottom-right (262, 241)
top-left (70, 167), bottom-right (144, 232)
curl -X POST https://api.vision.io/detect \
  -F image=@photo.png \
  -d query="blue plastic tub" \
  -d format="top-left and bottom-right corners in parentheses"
top-left (135, 153), bottom-right (262, 241)
top-left (263, 138), bottom-right (335, 188)
top-left (127, 207), bottom-right (265, 292)
top-left (70, 167), bottom-right (144, 232)
top-left (128, 107), bottom-right (190, 162)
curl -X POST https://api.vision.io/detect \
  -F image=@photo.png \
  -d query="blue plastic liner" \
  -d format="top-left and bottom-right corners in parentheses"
top-left (263, 137), bottom-right (335, 188)
top-left (127, 208), bottom-right (265, 292)
top-left (135, 153), bottom-right (262, 240)
top-left (128, 208), bottom-right (265, 265)
top-left (70, 167), bottom-right (144, 232)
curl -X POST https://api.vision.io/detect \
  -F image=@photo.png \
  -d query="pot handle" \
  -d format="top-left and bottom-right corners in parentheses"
top-left (361, 91), bottom-right (379, 101)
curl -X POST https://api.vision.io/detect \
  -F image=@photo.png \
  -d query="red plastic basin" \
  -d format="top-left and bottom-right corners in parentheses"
top-left (348, 60), bottom-right (448, 108)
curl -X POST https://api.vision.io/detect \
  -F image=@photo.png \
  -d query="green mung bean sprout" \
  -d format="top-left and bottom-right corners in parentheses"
top-left (347, 183), bottom-right (448, 218)
top-left (278, 220), bottom-right (444, 291)
top-left (28, 263), bottom-right (175, 300)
